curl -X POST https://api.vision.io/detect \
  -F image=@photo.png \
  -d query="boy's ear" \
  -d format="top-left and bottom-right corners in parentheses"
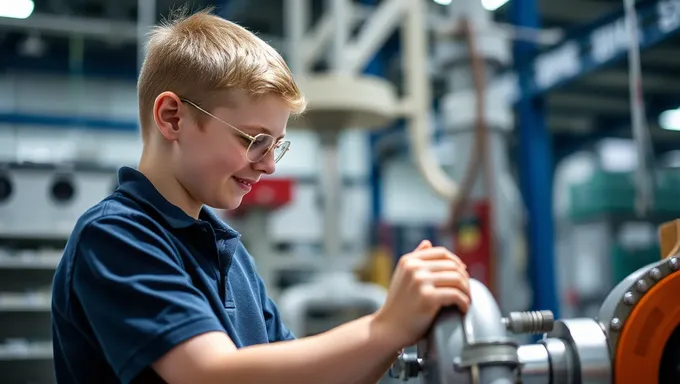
top-left (153, 92), bottom-right (183, 141)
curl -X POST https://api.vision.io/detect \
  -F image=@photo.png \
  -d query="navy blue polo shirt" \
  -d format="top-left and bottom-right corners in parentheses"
top-left (51, 166), bottom-right (294, 384)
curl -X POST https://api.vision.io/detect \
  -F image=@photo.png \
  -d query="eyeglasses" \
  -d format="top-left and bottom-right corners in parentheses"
top-left (179, 98), bottom-right (290, 163)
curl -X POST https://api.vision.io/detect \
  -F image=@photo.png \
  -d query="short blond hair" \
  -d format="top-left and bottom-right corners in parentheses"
top-left (137, 7), bottom-right (306, 137)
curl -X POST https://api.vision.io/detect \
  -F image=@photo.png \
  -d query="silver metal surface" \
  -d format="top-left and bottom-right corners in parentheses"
top-left (503, 310), bottom-right (554, 334)
top-left (419, 279), bottom-right (516, 384)
top-left (547, 319), bottom-right (611, 383)
top-left (389, 353), bottom-right (422, 381)
top-left (319, 129), bottom-right (342, 269)
top-left (609, 318), bottom-right (621, 331)
top-left (649, 267), bottom-right (662, 281)
top-left (517, 344), bottom-right (550, 384)
top-left (597, 258), bottom-right (680, 356)
top-left (541, 338), bottom-right (574, 384)
top-left (622, 292), bottom-right (634, 305)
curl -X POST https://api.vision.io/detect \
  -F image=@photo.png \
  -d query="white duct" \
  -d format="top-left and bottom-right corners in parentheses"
top-left (402, 0), bottom-right (459, 201)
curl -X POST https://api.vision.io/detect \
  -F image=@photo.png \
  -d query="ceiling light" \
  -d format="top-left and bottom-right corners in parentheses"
top-left (659, 108), bottom-right (680, 131)
top-left (432, 0), bottom-right (509, 11)
top-left (482, 0), bottom-right (510, 11)
top-left (0, 0), bottom-right (34, 19)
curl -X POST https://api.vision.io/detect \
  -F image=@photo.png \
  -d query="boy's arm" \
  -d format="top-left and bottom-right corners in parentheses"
top-left (154, 240), bottom-right (470, 384)
top-left (152, 313), bottom-right (400, 384)
top-left (74, 215), bottom-right (468, 384)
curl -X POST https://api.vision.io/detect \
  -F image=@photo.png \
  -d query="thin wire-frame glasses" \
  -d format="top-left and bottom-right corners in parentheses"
top-left (180, 98), bottom-right (290, 163)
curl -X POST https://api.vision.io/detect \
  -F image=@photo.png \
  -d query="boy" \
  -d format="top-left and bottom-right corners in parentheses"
top-left (50, 8), bottom-right (470, 384)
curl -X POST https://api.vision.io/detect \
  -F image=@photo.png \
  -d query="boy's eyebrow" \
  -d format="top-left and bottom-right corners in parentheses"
top-left (240, 124), bottom-right (286, 140)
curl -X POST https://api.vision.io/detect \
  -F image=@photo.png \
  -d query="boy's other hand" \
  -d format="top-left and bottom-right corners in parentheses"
top-left (372, 240), bottom-right (470, 349)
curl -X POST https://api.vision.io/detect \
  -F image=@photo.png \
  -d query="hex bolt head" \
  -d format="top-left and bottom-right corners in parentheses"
top-left (610, 318), bottom-right (622, 331)
top-left (669, 257), bottom-right (679, 272)
top-left (649, 268), bottom-right (662, 281)
top-left (635, 279), bottom-right (648, 293)
top-left (623, 291), bottom-right (635, 305)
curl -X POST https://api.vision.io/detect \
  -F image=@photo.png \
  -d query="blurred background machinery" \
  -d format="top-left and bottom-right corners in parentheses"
top-left (2, 0), bottom-right (680, 383)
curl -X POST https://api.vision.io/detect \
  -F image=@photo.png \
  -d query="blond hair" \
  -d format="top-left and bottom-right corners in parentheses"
top-left (137, 7), bottom-right (306, 138)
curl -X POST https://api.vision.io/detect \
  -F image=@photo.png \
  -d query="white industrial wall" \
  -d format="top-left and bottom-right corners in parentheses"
top-left (0, 72), bottom-right (450, 246)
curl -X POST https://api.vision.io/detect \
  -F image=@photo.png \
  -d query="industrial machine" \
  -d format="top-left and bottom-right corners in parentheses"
top-left (389, 220), bottom-right (680, 384)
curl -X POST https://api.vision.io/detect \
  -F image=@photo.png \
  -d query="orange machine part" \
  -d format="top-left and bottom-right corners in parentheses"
top-left (614, 271), bottom-right (680, 383)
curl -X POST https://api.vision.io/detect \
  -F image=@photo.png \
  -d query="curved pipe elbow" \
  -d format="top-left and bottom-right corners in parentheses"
top-left (419, 279), bottom-right (517, 384)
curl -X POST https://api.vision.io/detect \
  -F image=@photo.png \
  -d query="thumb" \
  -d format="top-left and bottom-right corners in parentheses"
top-left (415, 240), bottom-right (433, 251)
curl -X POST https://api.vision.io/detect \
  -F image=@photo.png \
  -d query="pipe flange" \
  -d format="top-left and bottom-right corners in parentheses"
top-left (453, 340), bottom-right (520, 371)
top-left (598, 257), bottom-right (680, 357)
top-left (545, 318), bottom-right (611, 383)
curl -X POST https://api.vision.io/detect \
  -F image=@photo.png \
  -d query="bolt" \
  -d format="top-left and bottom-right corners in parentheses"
top-left (610, 318), bottom-right (622, 331)
top-left (636, 279), bottom-right (648, 293)
top-left (389, 353), bottom-right (422, 381)
top-left (669, 257), bottom-right (679, 272)
top-left (504, 310), bottom-right (554, 334)
top-left (649, 268), bottom-right (662, 281)
top-left (623, 291), bottom-right (635, 305)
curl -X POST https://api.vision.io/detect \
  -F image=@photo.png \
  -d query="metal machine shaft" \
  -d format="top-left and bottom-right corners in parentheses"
top-left (389, 255), bottom-right (680, 384)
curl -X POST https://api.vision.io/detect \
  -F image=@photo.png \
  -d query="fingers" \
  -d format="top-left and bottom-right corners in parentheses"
top-left (411, 247), bottom-right (467, 271)
top-left (414, 239), bottom-right (433, 251)
top-left (415, 270), bottom-right (470, 295)
top-left (432, 271), bottom-right (470, 295)
top-left (419, 260), bottom-right (469, 276)
top-left (433, 288), bottom-right (471, 313)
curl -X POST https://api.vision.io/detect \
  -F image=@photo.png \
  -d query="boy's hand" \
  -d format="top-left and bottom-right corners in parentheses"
top-left (373, 240), bottom-right (470, 349)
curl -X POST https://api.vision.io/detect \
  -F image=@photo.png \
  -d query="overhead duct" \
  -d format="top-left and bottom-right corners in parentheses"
top-left (0, 13), bottom-right (285, 51)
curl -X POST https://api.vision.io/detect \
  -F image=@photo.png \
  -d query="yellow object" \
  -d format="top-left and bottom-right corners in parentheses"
top-left (457, 225), bottom-right (481, 251)
top-left (366, 247), bottom-right (394, 289)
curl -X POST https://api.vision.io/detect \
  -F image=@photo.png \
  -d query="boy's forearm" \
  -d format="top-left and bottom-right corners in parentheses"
top-left (359, 350), bottom-right (401, 384)
top-left (203, 314), bottom-right (402, 384)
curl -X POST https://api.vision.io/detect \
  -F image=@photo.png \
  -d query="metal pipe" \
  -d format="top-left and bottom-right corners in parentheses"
top-left (319, 130), bottom-right (343, 269)
top-left (623, 0), bottom-right (655, 216)
top-left (402, 0), bottom-right (459, 200)
top-left (517, 344), bottom-right (551, 384)
top-left (300, 4), bottom-right (366, 74)
top-left (284, 0), bottom-right (307, 75)
top-left (329, 0), bottom-right (350, 73)
top-left (346, 0), bottom-right (406, 74)
top-left (420, 279), bottom-right (517, 383)
top-left (0, 13), bottom-right (138, 40)
top-left (0, 12), bottom-right (284, 51)
top-left (137, 0), bottom-right (156, 72)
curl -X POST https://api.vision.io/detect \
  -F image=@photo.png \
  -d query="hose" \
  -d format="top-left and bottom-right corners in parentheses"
top-left (443, 18), bottom-right (498, 296)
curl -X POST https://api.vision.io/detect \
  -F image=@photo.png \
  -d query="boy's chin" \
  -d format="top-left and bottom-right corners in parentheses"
top-left (218, 194), bottom-right (245, 212)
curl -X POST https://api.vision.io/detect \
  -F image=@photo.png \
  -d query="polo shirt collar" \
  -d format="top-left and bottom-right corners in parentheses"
top-left (116, 166), bottom-right (239, 238)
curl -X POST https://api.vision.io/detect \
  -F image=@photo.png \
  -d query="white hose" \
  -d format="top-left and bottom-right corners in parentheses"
top-left (402, 0), bottom-right (459, 201)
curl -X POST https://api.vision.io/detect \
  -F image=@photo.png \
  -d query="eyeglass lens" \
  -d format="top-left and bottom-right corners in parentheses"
top-left (247, 135), bottom-right (289, 163)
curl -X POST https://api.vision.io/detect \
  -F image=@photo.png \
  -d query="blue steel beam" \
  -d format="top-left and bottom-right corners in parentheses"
top-left (499, 0), bottom-right (680, 103)
top-left (512, 0), bottom-right (560, 316)
top-left (0, 112), bottom-right (138, 131)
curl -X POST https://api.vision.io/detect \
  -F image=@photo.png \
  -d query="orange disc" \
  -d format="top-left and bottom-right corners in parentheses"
top-left (614, 271), bottom-right (680, 383)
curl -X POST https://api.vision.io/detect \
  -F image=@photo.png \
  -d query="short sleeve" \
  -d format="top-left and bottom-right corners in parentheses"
top-left (72, 215), bottom-right (225, 383)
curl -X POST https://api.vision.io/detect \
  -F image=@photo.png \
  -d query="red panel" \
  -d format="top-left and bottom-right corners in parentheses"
top-left (451, 200), bottom-right (494, 295)
top-left (233, 178), bottom-right (294, 214)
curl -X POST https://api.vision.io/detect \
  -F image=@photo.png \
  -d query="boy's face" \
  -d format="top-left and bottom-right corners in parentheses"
top-left (166, 90), bottom-right (290, 211)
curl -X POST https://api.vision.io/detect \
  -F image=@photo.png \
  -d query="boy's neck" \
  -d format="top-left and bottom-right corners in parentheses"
top-left (138, 151), bottom-right (202, 220)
